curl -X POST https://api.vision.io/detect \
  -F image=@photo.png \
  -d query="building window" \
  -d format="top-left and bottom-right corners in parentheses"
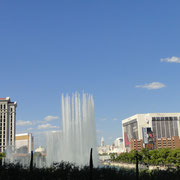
top-left (152, 116), bottom-right (179, 139)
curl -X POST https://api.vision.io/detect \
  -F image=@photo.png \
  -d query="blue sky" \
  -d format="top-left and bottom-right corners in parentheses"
top-left (0, 0), bottom-right (180, 147)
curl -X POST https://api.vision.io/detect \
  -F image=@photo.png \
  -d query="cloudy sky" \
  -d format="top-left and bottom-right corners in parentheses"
top-left (0, 0), bottom-right (180, 146)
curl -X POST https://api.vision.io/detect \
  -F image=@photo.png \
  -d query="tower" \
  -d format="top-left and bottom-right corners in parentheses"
top-left (101, 137), bottom-right (104, 147)
top-left (0, 97), bottom-right (17, 152)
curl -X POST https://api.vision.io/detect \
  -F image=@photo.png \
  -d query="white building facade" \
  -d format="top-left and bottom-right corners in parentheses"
top-left (122, 113), bottom-right (180, 152)
top-left (0, 97), bottom-right (17, 152)
top-left (113, 137), bottom-right (124, 153)
top-left (114, 137), bottom-right (123, 147)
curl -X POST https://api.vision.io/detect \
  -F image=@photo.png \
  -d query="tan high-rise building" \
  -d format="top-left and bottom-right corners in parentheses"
top-left (0, 97), bottom-right (17, 152)
top-left (16, 133), bottom-right (34, 153)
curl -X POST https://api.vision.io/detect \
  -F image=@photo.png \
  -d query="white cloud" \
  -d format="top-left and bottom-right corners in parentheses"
top-left (44, 115), bottom-right (59, 121)
top-left (112, 118), bottom-right (119, 121)
top-left (17, 120), bottom-right (33, 126)
top-left (38, 123), bottom-right (59, 130)
top-left (136, 82), bottom-right (166, 90)
top-left (33, 120), bottom-right (44, 124)
top-left (161, 56), bottom-right (180, 63)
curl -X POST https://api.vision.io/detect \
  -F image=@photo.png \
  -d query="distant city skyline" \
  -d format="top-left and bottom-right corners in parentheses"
top-left (1, 1), bottom-right (180, 146)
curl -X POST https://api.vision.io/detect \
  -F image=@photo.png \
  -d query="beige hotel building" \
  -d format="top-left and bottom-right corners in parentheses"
top-left (0, 97), bottom-right (17, 152)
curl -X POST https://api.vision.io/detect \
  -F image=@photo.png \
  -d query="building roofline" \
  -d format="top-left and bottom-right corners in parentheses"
top-left (16, 133), bottom-right (30, 136)
top-left (0, 98), bottom-right (17, 107)
top-left (122, 113), bottom-right (180, 122)
top-left (0, 97), bottom-right (10, 101)
top-left (124, 112), bottom-right (180, 117)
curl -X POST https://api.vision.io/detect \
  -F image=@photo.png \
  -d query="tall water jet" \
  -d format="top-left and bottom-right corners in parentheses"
top-left (46, 92), bottom-right (98, 166)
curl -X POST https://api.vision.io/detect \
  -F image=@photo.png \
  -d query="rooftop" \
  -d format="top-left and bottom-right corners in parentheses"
top-left (16, 133), bottom-right (31, 136)
top-left (0, 97), bottom-right (17, 106)
top-left (0, 97), bottom-right (10, 101)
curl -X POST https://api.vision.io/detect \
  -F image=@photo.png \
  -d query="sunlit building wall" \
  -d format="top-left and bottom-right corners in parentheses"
top-left (16, 133), bottom-right (34, 153)
top-left (0, 97), bottom-right (17, 152)
top-left (122, 113), bottom-right (180, 152)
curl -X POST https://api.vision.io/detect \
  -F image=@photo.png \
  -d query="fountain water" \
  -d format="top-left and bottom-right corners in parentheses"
top-left (46, 92), bottom-right (98, 166)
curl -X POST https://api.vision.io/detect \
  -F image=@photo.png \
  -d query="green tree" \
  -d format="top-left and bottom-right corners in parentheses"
top-left (140, 148), bottom-right (150, 164)
top-left (0, 152), bottom-right (5, 159)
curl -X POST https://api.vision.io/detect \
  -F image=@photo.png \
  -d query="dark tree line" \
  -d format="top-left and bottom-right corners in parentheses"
top-left (1, 161), bottom-right (180, 180)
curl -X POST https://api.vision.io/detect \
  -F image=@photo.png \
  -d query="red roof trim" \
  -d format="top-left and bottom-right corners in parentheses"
top-left (0, 98), bottom-right (6, 100)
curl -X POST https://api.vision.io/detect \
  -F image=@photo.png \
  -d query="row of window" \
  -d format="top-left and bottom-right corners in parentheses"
top-left (0, 129), bottom-right (13, 134)
top-left (0, 130), bottom-right (6, 134)
top-left (0, 123), bottom-right (14, 126)
top-left (0, 115), bottom-right (6, 119)
top-left (0, 115), bottom-right (14, 121)
top-left (0, 113), bottom-right (14, 115)
top-left (0, 120), bottom-right (6, 123)
top-left (0, 127), bottom-right (13, 131)
top-left (0, 104), bottom-right (6, 109)
top-left (0, 120), bottom-right (14, 124)
top-left (152, 117), bottom-right (178, 121)
top-left (0, 137), bottom-right (13, 141)
top-left (0, 136), bottom-right (13, 141)
top-left (0, 135), bottom-right (5, 138)
top-left (0, 125), bottom-right (13, 132)
top-left (0, 139), bottom-right (12, 146)
top-left (0, 130), bottom-right (13, 134)
top-left (0, 105), bottom-right (14, 110)
top-left (152, 117), bottom-right (179, 138)
top-left (0, 127), bottom-right (6, 131)
top-left (0, 143), bottom-right (5, 146)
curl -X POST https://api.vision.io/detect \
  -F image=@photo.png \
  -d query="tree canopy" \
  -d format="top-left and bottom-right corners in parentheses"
top-left (111, 148), bottom-right (180, 167)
